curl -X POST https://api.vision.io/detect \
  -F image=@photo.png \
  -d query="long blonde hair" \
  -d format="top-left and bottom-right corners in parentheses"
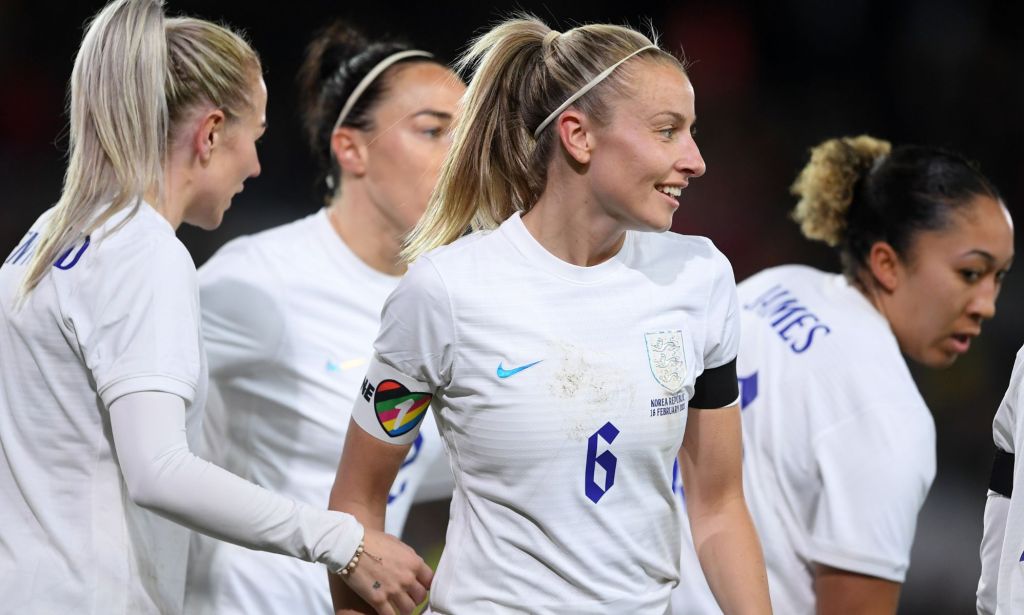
top-left (402, 15), bottom-right (680, 262)
top-left (21, 0), bottom-right (260, 295)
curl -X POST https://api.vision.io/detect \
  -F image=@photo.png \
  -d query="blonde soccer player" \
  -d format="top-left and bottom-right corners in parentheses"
top-left (0, 2), bottom-right (429, 613)
top-left (329, 15), bottom-right (772, 615)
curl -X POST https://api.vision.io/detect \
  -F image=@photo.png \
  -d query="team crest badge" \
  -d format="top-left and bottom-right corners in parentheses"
top-left (644, 330), bottom-right (686, 394)
top-left (374, 380), bottom-right (432, 438)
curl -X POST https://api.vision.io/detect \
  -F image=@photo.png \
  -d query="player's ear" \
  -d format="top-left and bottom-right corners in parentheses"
top-left (556, 109), bottom-right (593, 166)
top-left (866, 241), bottom-right (901, 292)
top-left (193, 108), bottom-right (227, 166)
top-left (331, 127), bottom-right (368, 177)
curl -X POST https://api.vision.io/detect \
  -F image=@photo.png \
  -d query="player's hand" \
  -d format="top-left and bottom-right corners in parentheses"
top-left (339, 529), bottom-right (433, 615)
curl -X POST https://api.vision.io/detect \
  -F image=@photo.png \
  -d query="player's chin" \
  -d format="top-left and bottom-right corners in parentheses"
top-left (189, 208), bottom-right (227, 231)
top-left (633, 208), bottom-right (675, 233)
top-left (920, 347), bottom-right (960, 369)
top-left (647, 213), bottom-right (675, 233)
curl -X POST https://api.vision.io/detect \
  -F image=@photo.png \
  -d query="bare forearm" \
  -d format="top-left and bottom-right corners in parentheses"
top-left (329, 496), bottom-right (387, 613)
top-left (815, 565), bottom-right (899, 614)
top-left (328, 420), bottom-right (418, 614)
top-left (690, 495), bottom-right (771, 615)
top-left (681, 406), bottom-right (771, 614)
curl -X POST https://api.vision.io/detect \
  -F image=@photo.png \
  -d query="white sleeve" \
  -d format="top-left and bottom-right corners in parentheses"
top-left (981, 345), bottom-right (1024, 613)
top-left (701, 245), bottom-right (739, 370)
top-left (351, 258), bottom-right (455, 445)
top-left (808, 406), bottom-right (935, 582)
top-left (109, 390), bottom-right (363, 572)
top-left (75, 237), bottom-right (202, 407)
top-left (993, 391), bottom-right (1017, 455)
top-left (978, 492), bottom-right (1010, 615)
top-left (198, 240), bottom-right (286, 378)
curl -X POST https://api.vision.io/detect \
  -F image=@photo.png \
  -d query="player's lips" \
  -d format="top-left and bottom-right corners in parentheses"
top-left (655, 183), bottom-right (687, 206)
top-left (949, 330), bottom-right (979, 354)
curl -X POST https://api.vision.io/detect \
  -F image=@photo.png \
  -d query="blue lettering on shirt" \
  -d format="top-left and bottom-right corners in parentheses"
top-left (53, 237), bottom-right (91, 270)
top-left (4, 231), bottom-right (39, 266)
top-left (3, 231), bottom-right (91, 271)
top-left (742, 283), bottom-right (832, 354)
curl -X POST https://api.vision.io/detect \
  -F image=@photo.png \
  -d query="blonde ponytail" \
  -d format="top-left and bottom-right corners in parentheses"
top-left (21, 0), bottom-right (260, 296)
top-left (402, 15), bottom-right (675, 262)
top-left (22, 0), bottom-right (167, 295)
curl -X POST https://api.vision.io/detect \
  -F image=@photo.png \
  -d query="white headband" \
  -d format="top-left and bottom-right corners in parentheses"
top-left (532, 44), bottom-right (658, 139)
top-left (331, 49), bottom-right (434, 134)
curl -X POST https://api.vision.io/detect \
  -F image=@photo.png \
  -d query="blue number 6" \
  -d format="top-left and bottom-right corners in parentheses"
top-left (585, 421), bottom-right (619, 504)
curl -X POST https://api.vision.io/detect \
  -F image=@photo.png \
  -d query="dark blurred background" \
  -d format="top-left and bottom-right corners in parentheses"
top-left (2, 0), bottom-right (1022, 611)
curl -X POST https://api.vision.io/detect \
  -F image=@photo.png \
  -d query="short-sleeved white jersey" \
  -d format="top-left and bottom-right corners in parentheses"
top-left (978, 345), bottom-right (1024, 614)
top-left (351, 212), bottom-right (740, 615)
top-left (0, 203), bottom-right (206, 614)
top-left (673, 265), bottom-right (936, 615)
top-left (184, 209), bottom-right (448, 615)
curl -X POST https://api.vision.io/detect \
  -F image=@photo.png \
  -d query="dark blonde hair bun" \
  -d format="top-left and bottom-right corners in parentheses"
top-left (790, 135), bottom-right (891, 246)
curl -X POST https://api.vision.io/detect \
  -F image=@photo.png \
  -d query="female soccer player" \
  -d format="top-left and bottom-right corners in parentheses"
top-left (673, 136), bottom-right (1014, 614)
top-left (184, 22), bottom-right (464, 615)
top-left (0, 2), bottom-right (428, 613)
top-left (977, 345), bottom-right (1024, 614)
top-left (329, 16), bottom-right (772, 615)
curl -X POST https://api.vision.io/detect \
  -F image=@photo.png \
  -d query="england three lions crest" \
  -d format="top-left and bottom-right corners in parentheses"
top-left (645, 330), bottom-right (686, 394)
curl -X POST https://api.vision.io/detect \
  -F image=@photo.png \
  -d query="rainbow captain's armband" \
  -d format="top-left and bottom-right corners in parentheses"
top-left (351, 358), bottom-right (433, 445)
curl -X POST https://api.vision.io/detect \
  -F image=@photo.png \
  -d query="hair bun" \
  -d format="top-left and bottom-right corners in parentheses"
top-left (790, 135), bottom-right (891, 246)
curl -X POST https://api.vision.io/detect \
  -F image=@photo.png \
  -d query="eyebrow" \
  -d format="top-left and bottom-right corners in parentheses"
top-left (961, 249), bottom-right (995, 263)
top-left (412, 110), bottom-right (453, 120)
top-left (961, 249), bottom-right (1014, 267)
top-left (649, 111), bottom-right (691, 123)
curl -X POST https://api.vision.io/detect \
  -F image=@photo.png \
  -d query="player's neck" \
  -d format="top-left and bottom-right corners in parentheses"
top-left (851, 271), bottom-right (890, 320)
top-left (524, 180), bottom-right (626, 267)
top-left (144, 167), bottom-right (184, 230)
top-left (327, 186), bottom-right (407, 277)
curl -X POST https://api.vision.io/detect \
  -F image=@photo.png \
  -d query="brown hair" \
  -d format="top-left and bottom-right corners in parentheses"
top-left (296, 21), bottom-right (444, 199)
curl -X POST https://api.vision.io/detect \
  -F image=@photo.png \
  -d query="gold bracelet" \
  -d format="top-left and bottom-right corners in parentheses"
top-left (339, 540), bottom-right (365, 576)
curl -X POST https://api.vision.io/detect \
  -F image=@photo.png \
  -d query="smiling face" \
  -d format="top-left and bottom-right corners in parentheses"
top-left (184, 76), bottom-right (267, 230)
top-left (583, 60), bottom-right (706, 232)
top-left (885, 194), bottom-right (1014, 367)
top-left (359, 63), bottom-right (465, 235)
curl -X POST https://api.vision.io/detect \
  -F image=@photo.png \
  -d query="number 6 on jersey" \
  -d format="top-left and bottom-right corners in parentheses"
top-left (584, 422), bottom-right (619, 503)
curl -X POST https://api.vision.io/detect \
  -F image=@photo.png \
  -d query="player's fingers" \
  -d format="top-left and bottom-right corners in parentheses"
top-left (379, 600), bottom-right (399, 615)
top-left (415, 561), bottom-right (433, 588)
top-left (408, 581), bottom-right (428, 606)
top-left (390, 592), bottom-right (418, 615)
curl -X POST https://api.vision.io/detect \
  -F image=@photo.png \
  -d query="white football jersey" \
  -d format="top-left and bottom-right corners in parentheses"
top-left (978, 345), bottom-right (1024, 614)
top-left (672, 265), bottom-right (936, 615)
top-left (184, 209), bottom-right (449, 615)
top-left (351, 212), bottom-right (740, 615)
top-left (0, 203), bottom-right (206, 614)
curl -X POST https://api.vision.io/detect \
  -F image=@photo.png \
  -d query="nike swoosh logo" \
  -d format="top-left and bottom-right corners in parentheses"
top-left (497, 360), bottom-right (542, 379)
